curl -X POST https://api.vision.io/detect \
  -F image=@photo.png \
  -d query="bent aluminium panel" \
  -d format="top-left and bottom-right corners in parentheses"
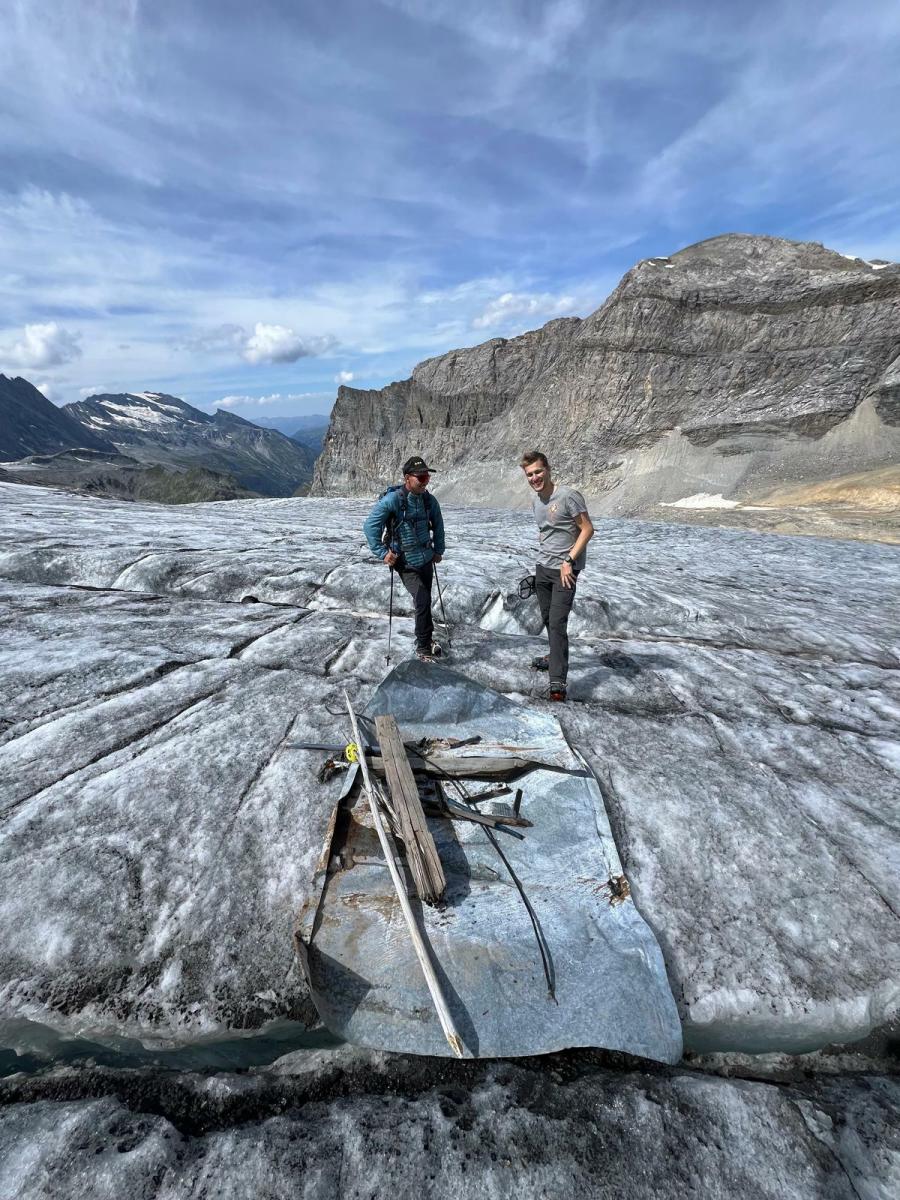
top-left (297, 660), bottom-right (682, 1062)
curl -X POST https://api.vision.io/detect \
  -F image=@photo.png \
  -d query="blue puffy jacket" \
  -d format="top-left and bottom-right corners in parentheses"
top-left (363, 485), bottom-right (445, 569)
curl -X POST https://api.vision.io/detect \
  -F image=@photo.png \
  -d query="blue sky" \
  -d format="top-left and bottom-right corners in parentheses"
top-left (1, 0), bottom-right (899, 419)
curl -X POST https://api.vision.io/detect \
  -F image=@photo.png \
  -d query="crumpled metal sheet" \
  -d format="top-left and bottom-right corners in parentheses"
top-left (297, 660), bottom-right (682, 1063)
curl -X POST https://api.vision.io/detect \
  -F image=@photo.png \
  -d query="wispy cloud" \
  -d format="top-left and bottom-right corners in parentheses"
top-left (2, 1), bottom-right (899, 413)
top-left (472, 292), bottom-right (575, 331)
top-left (181, 325), bottom-right (247, 355)
top-left (216, 391), bottom-right (331, 411)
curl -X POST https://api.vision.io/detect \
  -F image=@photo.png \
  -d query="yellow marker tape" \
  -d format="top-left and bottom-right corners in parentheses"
top-left (344, 742), bottom-right (359, 763)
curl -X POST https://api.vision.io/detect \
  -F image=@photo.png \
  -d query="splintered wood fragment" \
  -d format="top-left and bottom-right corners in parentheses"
top-left (374, 714), bottom-right (446, 905)
top-left (403, 752), bottom-right (532, 779)
top-left (423, 795), bottom-right (532, 829)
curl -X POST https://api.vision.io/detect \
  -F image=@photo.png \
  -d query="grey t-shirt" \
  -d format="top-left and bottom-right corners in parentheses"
top-left (532, 485), bottom-right (589, 570)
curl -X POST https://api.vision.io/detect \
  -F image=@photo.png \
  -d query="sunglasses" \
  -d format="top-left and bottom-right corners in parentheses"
top-left (409, 471), bottom-right (430, 482)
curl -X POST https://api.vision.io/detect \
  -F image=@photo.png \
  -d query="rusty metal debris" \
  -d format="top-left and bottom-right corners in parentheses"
top-left (295, 660), bottom-right (682, 1063)
top-left (606, 874), bottom-right (631, 905)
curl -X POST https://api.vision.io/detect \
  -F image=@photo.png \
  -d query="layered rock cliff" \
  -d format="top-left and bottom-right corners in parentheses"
top-left (311, 235), bottom-right (900, 510)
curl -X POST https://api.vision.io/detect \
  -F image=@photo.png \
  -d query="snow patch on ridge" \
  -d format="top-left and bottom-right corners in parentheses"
top-left (838, 253), bottom-right (893, 270)
top-left (661, 493), bottom-right (741, 509)
top-left (101, 401), bottom-right (178, 427)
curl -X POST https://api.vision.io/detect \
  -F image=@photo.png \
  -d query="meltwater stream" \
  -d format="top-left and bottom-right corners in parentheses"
top-left (0, 1017), bottom-right (341, 1079)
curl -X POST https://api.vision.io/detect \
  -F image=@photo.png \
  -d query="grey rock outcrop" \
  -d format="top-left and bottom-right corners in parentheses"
top-left (311, 235), bottom-right (900, 510)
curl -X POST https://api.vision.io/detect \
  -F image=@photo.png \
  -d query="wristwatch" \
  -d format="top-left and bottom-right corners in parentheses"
top-left (564, 554), bottom-right (575, 565)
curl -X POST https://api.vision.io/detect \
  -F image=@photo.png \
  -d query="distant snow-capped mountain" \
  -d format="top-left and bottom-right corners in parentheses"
top-left (65, 391), bottom-right (316, 496)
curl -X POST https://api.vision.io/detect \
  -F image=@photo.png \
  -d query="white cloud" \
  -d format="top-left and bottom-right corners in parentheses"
top-left (471, 292), bottom-right (576, 330)
top-left (217, 391), bottom-right (327, 408)
top-left (180, 323), bottom-right (338, 365)
top-left (35, 380), bottom-right (58, 403)
top-left (335, 370), bottom-right (355, 384)
top-left (3, 322), bottom-right (82, 368)
top-left (78, 385), bottom-right (107, 397)
top-left (242, 323), bottom-right (335, 364)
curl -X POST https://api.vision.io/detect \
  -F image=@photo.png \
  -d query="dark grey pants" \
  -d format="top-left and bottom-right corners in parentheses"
top-left (535, 563), bottom-right (578, 688)
top-left (398, 560), bottom-right (434, 651)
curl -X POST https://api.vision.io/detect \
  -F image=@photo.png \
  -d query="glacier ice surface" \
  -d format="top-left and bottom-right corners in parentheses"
top-left (0, 482), bottom-right (898, 1058)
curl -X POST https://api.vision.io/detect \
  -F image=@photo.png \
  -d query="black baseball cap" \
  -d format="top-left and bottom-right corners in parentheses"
top-left (401, 455), bottom-right (433, 474)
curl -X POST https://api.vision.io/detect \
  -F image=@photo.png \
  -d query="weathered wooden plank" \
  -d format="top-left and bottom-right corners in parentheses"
top-left (371, 752), bottom-right (533, 779)
top-left (343, 693), bottom-right (463, 1057)
top-left (374, 714), bottom-right (446, 904)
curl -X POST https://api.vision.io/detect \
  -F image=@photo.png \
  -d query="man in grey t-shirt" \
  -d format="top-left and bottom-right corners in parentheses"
top-left (521, 449), bottom-right (594, 701)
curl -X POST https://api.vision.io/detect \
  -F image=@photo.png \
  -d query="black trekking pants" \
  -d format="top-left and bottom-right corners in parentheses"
top-left (398, 560), bottom-right (434, 651)
top-left (535, 563), bottom-right (578, 688)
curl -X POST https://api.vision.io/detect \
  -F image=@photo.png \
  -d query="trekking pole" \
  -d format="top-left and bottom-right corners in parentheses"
top-left (386, 565), bottom-right (395, 665)
top-left (433, 562), bottom-right (451, 651)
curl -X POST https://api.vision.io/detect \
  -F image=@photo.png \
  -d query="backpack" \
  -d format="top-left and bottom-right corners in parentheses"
top-left (378, 483), bottom-right (435, 550)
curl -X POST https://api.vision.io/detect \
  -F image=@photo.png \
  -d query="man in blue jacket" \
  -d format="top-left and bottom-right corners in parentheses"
top-left (363, 455), bottom-right (446, 662)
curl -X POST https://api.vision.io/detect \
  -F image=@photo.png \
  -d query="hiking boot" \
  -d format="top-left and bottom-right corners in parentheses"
top-left (531, 654), bottom-right (550, 672)
top-left (545, 684), bottom-right (567, 702)
top-left (416, 643), bottom-right (441, 663)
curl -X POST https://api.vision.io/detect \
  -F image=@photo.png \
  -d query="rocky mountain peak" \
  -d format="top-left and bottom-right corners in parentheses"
top-left (212, 409), bottom-right (257, 428)
top-left (67, 391), bottom-right (212, 436)
top-left (0, 374), bottom-right (115, 461)
top-left (312, 233), bottom-right (900, 510)
top-left (668, 231), bottom-right (873, 273)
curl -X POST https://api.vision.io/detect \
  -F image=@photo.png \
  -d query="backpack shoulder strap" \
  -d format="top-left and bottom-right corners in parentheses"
top-left (386, 484), bottom-right (430, 526)
top-left (386, 484), bottom-right (408, 528)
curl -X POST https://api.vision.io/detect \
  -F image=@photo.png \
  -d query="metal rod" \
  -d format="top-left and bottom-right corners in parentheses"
top-left (433, 562), bottom-right (451, 650)
top-left (342, 689), bottom-right (464, 1057)
top-left (441, 771), bottom-right (556, 1003)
